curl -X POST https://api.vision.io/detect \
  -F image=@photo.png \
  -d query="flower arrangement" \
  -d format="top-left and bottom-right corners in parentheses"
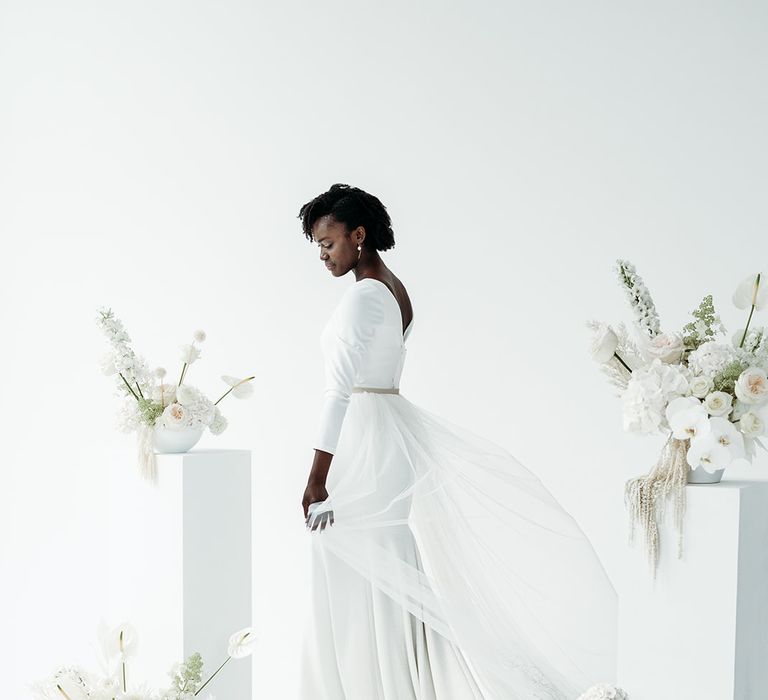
top-left (31, 622), bottom-right (256, 700)
top-left (577, 682), bottom-right (629, 700)
top-left (97, 308), bottom-right (255, 481)
top-left (588, 262), bottom-right (768, 578)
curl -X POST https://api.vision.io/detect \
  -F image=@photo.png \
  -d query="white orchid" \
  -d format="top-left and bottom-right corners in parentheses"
top-left (687, 434), bottom-right (732, 472)
top-left (669, 404), bottom-right (711, 441)
top-left (707, 416), bottom-right (745, 459)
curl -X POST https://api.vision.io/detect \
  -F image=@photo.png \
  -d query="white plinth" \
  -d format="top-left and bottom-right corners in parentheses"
top-left (617, 480), bottom-right (768, 700)
top-left (107, 449), bottom-right (252, 697)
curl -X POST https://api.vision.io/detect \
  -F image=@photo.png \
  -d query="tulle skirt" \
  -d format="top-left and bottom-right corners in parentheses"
top-left (299, 391), bottom-right (617, 700)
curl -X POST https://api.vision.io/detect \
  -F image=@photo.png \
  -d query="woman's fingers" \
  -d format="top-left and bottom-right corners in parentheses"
top-left (306, 507), bottom-right (334, 532)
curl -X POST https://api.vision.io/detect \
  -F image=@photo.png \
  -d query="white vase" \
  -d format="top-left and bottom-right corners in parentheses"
top-left (687, 465), bottom-right (725, 484)
top-left (153, 424), bottom-right (205, 454)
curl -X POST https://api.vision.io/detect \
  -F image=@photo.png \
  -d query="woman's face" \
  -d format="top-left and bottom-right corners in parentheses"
top-left (313, 215), bottom-right (361, 277)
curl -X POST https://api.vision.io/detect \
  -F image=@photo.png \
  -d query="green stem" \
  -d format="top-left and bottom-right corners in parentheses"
top-left (56, 685), bottom-right (73, 700)
top-left (613, 352), bottom-right (633, 374)
top-left (135, 382), bottom-right (144, 400)
top-left (214, 386), bottom-right (234, 406)
top-left (194, 655), bottom-right (231, 696)
top-left (121, 660), bottom-right (126, 693)
top-left (178, 362), bottom-right (187, 387)
top-left (119, 373), bottom-right (140, 401)
top-left (739, 305), bottom-right (756, 349)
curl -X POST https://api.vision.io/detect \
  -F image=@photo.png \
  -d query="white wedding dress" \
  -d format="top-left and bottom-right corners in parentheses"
top-left (299, 278), bottom-right (617, 700)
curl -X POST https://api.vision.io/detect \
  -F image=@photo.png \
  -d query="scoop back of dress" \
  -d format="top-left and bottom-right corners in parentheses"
top-left (300, 278), bottom-right (618, 700)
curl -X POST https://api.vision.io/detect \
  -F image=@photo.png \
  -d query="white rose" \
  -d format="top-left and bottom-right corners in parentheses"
top-left (161, 402), bottom-right (189, 429)
top-left (640, 331), bottom-right (685, 364)
top-left (180, 344), bottom-right (201, 364)
top-left (589, 323), bottom-right (619, 363)
top-left (739, 411), bottom-right (765, 437)
top-left (734, 367), bottom-right (768, 405)
top-left (689, 375), bottom-right (714, 399)
top-left (176, 384), bottom-right (199, 406)
top-left (703, 391), bottom-right (734, 417)
top-left (732, 399), bottom-right (751, 420)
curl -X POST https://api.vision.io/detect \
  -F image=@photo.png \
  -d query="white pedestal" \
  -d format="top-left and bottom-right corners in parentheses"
top-left (107, 449), bottom-right (252, 697)
top-left (617, 480), bottom-right (768, 700)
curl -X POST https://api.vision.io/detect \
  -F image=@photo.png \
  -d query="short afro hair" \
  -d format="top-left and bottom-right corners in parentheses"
top-left (298, 183), bottom-right (395, 252)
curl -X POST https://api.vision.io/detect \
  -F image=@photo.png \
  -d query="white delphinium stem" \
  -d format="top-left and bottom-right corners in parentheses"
top-left (96, 307), bottom-right (152, 400)
top-left (614, 259), bottom-right (661, 337)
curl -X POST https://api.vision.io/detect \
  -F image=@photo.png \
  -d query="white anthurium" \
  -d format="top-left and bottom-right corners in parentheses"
top-left (221, 375), bottom-right (255, 399)
top-left (669, 404), bottom-right (711, 441)
top-left (734, 367), bottom-right (768, 405)
top-left (732, 272), bottom-right (767, 310)
top-left (97, 621), bottom-right (138, 661)
top-left (689, 375), bottom-right (714, 399)
top-left (589, 323), bottom-right (619, 363)
top-left (686, 435), bottom-right (732, 473)
top-left (227, 626), bottom-right (257, 659)
top-left (703, 391), bottom-right (734, 417)
top-left (707, 416), bottom-right (745, 460)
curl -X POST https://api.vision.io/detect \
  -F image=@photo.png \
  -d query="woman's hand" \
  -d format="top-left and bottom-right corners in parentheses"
top-left (303, 480), bottom-right (329, 521)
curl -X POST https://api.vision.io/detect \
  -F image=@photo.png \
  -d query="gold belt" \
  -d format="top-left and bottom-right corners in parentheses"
top-left (351, 386), bottom-right (400, 394)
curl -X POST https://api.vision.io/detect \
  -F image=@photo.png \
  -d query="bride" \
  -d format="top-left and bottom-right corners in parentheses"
top-left (297, 184), bottom-right (617, 699)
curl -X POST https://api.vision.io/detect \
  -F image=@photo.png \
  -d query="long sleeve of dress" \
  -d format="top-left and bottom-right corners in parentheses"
top-left (313, 283), bottom-right (385, 455)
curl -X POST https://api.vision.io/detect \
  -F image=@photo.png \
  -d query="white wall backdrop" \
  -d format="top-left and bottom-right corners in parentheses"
top-left (2, 1), bottom-right (767, 697)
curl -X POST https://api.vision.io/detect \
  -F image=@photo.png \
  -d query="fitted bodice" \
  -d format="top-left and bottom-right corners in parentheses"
top-left (313, 278), bottom-right (414, 455)
top-left (321, 278), bottom-right (413, 388)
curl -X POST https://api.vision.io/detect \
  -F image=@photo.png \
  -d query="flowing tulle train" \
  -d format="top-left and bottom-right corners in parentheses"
top-left (300, 389), bottom-right (617, 700)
